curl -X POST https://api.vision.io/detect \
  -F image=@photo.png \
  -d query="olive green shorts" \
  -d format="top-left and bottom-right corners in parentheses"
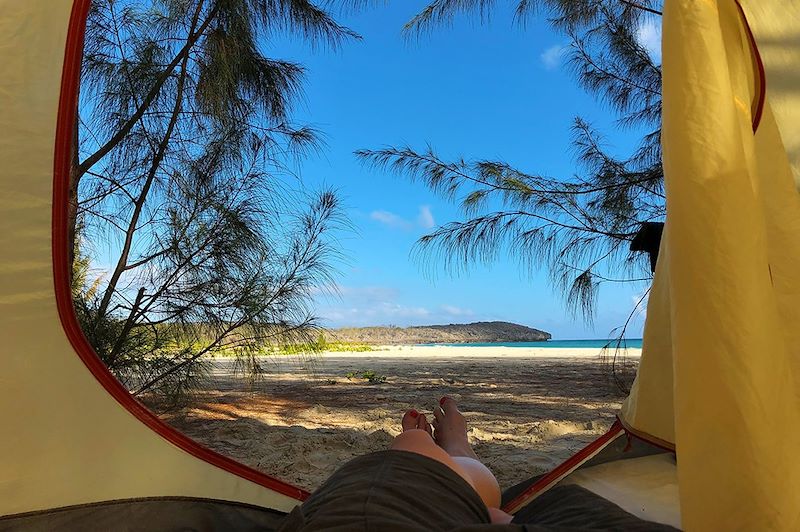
top-left (276, 450), bottom-right (493, 531)
top-left (275, 450), bottom-right (679, 532)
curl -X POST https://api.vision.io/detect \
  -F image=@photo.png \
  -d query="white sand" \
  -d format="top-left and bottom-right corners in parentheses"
top-left (325, 344), bottom-right (641, 359)
top-left (160, 346), bottom-right (640, 493)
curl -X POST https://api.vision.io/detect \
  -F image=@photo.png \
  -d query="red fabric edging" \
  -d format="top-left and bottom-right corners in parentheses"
top-left (734, 0), bottom-right (767, 132)
top-left (52, 0), bottom-right (309, 504)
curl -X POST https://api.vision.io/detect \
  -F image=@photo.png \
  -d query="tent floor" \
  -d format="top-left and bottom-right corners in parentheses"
top-left (0, 497), bottom-right (287, 532)
top-left (562, 453), bottom-right (680, 528)
top-left (1, 487), bottom-right (679, 531)
top-left (510, 484), bottom-right (678, 531)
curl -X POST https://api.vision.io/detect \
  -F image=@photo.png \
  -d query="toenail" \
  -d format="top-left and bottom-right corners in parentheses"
top-left (409, 409), bottom-right (419, 418)
top-left (439, 396), bottom-right (450, 406)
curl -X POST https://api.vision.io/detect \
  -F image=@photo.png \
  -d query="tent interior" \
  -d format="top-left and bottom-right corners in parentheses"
top-left (1, 0), bottom-right (798, 530)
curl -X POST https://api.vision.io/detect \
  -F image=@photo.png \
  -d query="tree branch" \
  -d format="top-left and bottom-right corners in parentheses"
top-left (77, 1), bottom-right (215, 178)
top-left (133, 197), bottom-right (334, 395)
top-left (618, 0), bottom-right (662, 16)
top-left (107, 287), bottom-right (146, 365)
top-left (94, 36), bottom-right (193, 323)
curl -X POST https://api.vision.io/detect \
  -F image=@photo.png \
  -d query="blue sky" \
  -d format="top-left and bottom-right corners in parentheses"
top-left (266, 1), bottom-right (660, 339)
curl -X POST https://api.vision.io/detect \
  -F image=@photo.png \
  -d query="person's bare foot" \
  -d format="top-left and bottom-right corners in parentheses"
top-left (401, 409), bottom-right (433, 437)
top-left (432, 397), bottom-right (479, 459)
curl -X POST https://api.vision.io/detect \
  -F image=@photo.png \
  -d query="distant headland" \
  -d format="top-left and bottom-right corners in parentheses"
top-left (327, 321), bottom-right (552, 345)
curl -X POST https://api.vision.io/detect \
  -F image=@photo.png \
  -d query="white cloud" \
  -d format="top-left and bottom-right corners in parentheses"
top-left (441, 305), bottom-right (475, 317)
top-left (317, 299), bottom-right (432, 327)
top-left (380, 303), bottom-right (432, 319)
top-left (540, 44), bottom-right (569, 70)
top-left (370, 210), bottom-right (412, 230)
top-left (310, 284), bottom-right (397, 301)
top-left (370, 206), bottom-right (436, 230)
top-left (312, 284), bottom-right (481, 328)
top-left (636, 18), bottom-right (662, 63)
top-left (337, 285), bottom-right (398, 300)
top-left (417, 205), bottom-right (435, 229)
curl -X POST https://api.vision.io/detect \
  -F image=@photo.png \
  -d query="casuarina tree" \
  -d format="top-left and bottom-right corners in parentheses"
top-left (73, 0), bottom-right (354, 400)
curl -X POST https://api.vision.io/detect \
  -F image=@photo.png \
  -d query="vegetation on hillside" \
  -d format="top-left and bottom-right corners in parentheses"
top-left (277, 334), bottom-right (374, 354)
top-left (329, 321), bottom-right (551, 345)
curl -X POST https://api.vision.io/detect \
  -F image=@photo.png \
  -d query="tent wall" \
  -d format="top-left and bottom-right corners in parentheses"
top-left (0, 0), bottom-right (304, 518)
top-left (741, 4), bottom-right (800, 190)
top-left (620, 1), bottom-right (800, 529)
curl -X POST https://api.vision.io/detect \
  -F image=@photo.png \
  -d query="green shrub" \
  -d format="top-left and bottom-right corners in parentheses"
top-left (345, 369), bottom-right (387, 384)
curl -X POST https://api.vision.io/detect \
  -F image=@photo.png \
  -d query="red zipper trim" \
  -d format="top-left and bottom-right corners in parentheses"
top-left (734, 0), bottom-right (767, 132)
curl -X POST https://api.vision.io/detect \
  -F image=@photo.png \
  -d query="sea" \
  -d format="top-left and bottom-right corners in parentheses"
top-left (419, 339), bottom-right (643, 349)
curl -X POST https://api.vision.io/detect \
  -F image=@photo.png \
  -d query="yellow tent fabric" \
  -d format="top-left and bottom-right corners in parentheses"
top-left (621, 0), bottom-right (800, 529)
top-left (741, 4), bottom-right (800, 191)
top-left (0, 0), bottom-right (301, 517)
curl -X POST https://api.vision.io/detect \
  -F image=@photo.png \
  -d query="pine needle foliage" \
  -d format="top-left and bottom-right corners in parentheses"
top-left (358, 0), bottom-right (663, 323)
top-left (73, 0), bottom-right (353, 401)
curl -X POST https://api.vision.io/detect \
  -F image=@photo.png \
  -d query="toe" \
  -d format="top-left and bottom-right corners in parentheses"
top-left (440, 396), bottom-right (458, 414)
top-left (402, 409), bottom-right (420, 431)
top-left (433, 403), bottom-right (445, 422)
top-left (418, 413), bottom-right (433, 436)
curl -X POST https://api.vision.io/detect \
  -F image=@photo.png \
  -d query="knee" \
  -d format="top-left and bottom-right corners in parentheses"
top-left (452, 457), bottom-right (501, 509)
top-left (390, 429), bottom-right (438, 452)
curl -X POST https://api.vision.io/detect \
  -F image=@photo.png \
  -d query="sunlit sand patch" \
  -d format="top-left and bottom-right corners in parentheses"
top-left (160, 347), bottom-right (634, 491)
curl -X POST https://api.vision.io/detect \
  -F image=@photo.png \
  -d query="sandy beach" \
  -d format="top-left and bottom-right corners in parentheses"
top-left (160, 345), bottom-right (641, 493)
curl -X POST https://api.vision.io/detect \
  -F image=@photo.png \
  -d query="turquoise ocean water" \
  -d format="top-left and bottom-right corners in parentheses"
top-left (421, 339), bottom-right (643, 349)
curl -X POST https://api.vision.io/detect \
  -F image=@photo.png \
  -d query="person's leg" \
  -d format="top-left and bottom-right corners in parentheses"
top-left (431, 397), bottom-right (504, 511)
top-left (390, 410), bottom-right (477, 491)
top-left (389, 399), bottom-right (513, 524)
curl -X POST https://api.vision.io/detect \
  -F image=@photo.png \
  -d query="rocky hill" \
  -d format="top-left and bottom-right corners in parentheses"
top-left (327, 321), bottom-right (551, 345)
